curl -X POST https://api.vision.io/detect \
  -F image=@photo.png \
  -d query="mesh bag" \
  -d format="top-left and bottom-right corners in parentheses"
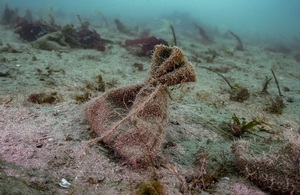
top-left (85, 45), bottom-right (196, 167)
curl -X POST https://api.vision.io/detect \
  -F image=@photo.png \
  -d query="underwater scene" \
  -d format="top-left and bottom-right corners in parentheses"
top-left (0, 0), bottom-right (300, 194)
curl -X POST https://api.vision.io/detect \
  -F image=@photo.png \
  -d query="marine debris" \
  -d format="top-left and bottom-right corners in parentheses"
top-left (228, 30), bottom-right (244, 51)
top-left (85, 44), bottom-right (196, 168)
top-left (125, 36), bottom-right (169, 56)
top-left (232, 140), bottom-right (300, 194)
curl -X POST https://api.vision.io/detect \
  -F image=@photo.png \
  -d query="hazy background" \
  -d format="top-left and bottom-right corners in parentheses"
top-left (1, 0), bottom-right (299, 43)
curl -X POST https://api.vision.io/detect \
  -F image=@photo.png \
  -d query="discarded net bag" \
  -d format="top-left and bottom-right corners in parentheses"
top-left (85, 45), bottom-right (196, 167)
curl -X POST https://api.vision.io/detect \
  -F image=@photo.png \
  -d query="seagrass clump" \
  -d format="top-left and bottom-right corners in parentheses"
top-left (85, 45), bottom-right (196, 168)
top-left (231, 140), bottom-right (300, 194)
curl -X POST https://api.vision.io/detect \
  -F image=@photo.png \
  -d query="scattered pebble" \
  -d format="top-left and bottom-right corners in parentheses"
top-left (59, 178), bottom-right (71, 188)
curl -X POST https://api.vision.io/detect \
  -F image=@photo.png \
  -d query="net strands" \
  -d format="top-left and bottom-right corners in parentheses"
top-left (85, 45), bottom-right (196, 167)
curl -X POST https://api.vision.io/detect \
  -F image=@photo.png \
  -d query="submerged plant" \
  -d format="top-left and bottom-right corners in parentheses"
top-left (1, 4), bottom-right (18, 26)
top-left (193, 23), bottom-right (213, 45)
top-left (162, 19), bottom-right (177, 46)
top-left (27, 92), bottom-right (61, 104)
top-left (265, 95), bottom-right (284, 115)
top-left (229, 85), bottom-right (250, 102)
top-left (230, 113), bottom-right (259, 137)
top-left (228, 30), bottom-right (244, 51)
top-left (200, 67), bottom-right (250, 102)
top-left (135, 177), bottom-right (165, 195)
top-left (125, 36), bottom-right (168, 56)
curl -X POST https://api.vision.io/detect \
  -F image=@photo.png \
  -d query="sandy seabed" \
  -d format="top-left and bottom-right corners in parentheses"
top-left (0, 23), bottom-right (300, 195)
